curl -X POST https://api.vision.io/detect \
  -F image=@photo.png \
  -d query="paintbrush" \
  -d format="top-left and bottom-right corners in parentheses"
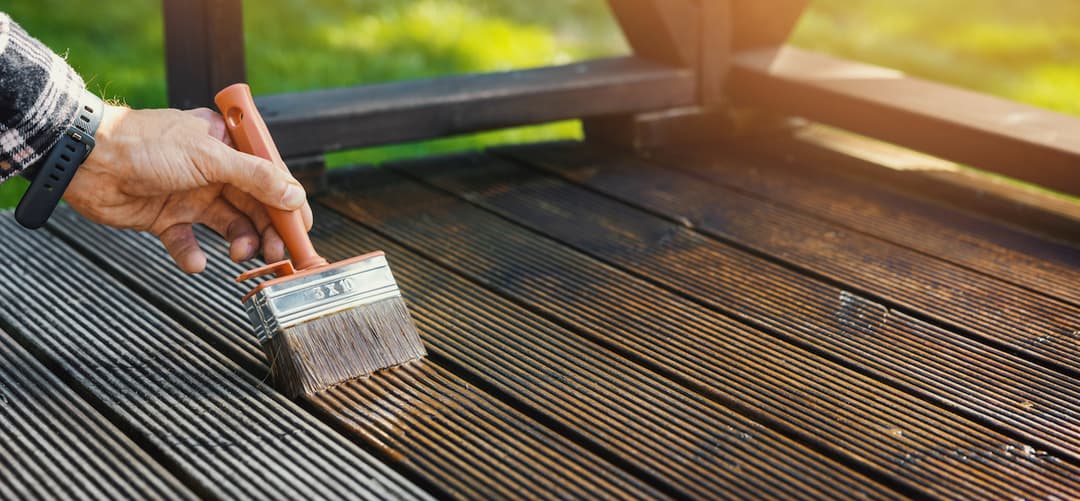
top-left (215, 83), bottom-right (426, 397)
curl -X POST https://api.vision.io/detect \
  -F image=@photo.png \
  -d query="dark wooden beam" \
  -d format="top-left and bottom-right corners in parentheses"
top-left (163, 0), bottom-right (246, 109)
top-left (255, 57), bottom-right (696, 158)
top-left (730, 46), bottom-right (1080, 196)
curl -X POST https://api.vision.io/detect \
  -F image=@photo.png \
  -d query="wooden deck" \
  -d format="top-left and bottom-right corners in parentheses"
top-left (1, 141), bottom-right (1077, 499)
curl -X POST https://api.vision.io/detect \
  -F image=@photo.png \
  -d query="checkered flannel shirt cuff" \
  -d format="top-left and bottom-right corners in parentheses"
top-left (0, 12), bottom-right (86, 182)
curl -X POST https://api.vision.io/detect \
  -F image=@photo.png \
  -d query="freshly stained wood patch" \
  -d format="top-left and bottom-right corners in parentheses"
top-left (309, 207), bottom-right (900, 500)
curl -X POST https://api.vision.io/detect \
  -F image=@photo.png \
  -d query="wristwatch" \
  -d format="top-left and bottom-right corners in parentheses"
top-left (15, 89), bottom-right (105, 229)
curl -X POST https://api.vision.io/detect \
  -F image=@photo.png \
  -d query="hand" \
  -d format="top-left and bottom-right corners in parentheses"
top-left (65, 104), bottom-right (313, 273)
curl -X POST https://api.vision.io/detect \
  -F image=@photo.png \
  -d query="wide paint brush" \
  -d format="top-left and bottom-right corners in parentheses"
top-left (216, 83), bottom-right (426, 397)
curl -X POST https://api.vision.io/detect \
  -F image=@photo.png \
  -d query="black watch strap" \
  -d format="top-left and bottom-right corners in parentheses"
top-left (15, 90), bottom-right (105, 229)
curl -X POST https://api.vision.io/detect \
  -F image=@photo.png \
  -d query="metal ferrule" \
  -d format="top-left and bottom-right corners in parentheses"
top-left (242, 255), bottom-right (401, 343)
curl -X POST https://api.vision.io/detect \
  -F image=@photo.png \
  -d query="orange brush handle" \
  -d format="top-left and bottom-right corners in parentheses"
top-left (214, 83), bottom-right (327, 271)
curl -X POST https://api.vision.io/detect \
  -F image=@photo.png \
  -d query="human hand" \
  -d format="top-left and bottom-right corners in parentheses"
top-left (65, 104), bottom-right (313, 273)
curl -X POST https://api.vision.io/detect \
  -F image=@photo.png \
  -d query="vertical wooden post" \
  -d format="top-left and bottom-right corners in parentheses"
top-left (162, 0), bottom-right (326, 191)
top-left (163, 0), bottom-right (246, 109)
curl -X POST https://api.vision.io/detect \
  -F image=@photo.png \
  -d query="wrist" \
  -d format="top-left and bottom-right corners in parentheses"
top-left (14, 89), bottom-right (105, 229)
top-left (83, 104), bottom-right (128, 167)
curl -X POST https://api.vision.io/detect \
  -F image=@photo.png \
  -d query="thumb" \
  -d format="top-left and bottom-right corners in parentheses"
top-left (197, 139), bottom-right (307, 211)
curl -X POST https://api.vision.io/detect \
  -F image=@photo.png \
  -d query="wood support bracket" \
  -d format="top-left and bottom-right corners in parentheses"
top-left (588, 0), bottom-right (808, 150)
top-left (583, 105), bottom-right (801, 151)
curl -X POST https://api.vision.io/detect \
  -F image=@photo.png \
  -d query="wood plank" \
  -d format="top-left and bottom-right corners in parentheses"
top-left (319, 163), bottom-right (1080, 500)
top-left (0, 328), bottom-right (193, 499)
top-left (720, 125), bottom-right (1080, 247)
top-left (0, 214), bottom-right (431, 500)
top-left (254, 57), bottom-right (695, 158)
top-left (658, 144), bottom-right (1080, 307)
top-left (501, 143), bottom-right (1080, 375)
top-left (308, 204), bottom-right (903, 500)
top-left (47, 210), bottom-right (669, 501)
top-left (404, 151), bottom-right (1080, 466)
top-left (729, 46), bottom-right (1080, 196)
top-left (162, 0), bottom-right (245, 109)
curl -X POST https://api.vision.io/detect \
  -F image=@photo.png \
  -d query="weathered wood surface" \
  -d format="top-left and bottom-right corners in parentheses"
top-left (49, 213), bottom-right (670, 500)
top-left (0, 328), bottom-right (192, 500)
top-left (3, 142), bottom-right (1077, 499)
top-left (0, 217), bottom-right (430, 500)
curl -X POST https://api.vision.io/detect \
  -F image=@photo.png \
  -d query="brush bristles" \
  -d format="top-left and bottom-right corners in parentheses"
top-left (264, 297), bottom-right (426, 397)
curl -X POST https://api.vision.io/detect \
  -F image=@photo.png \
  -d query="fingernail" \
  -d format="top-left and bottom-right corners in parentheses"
top-left (282, 184), bottom-right (306, 209)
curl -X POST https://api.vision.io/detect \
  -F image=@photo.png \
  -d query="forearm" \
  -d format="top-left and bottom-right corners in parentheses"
top-left (0, 12), bottom-right (85, 181)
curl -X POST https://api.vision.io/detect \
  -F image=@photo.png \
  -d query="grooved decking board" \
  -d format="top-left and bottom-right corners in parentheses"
top-left (48, 210), bottom-right (666, 500)
top-left (47, 209), bottom-right (897, 501)
top-left (307, 208), bottom-right (901, 500)
top-left (319, 166), bottom-right (1080, 500)
top-left (394, 153), bottom-right (1080, 464)
top-left (0, 215), bottom-right (430, 500)
top-left (0, 329), bottom-right (193, 500)
top-left (519, 142), bottom-right (1080, 306)
top-left (681, 148), bottom-right (1080, 306)
top-left (497, 143), bottom-right (1080, 374)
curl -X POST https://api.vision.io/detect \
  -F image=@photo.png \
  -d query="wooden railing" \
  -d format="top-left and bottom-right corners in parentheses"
top-left (729, 46), bottom-right (1080, 196)
top-left (162, 0), bottom-right (1079, 197)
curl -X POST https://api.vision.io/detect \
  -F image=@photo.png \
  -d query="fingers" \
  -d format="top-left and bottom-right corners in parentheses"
top-left (301, 199), bottom-right (313, 231)
top-left (159, 224), bottom-right (207, 274)
top-left (224, 187), bottom-right (297, 262)
top-left (198, 198), bottom-right (259, 262)
top-left (195, 139), bottom-right (307, 212)
top-left (262, 226), bottom-right (286, 263)
top-left (186, 107), bottom-right (234, 147)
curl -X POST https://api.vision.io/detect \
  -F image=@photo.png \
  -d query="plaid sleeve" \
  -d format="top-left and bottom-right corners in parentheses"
top-left (0, 12), bottom-right (85, 181)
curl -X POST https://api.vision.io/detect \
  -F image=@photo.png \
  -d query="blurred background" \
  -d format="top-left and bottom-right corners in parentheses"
top-left (3, 0), bottom-right (1078, 207)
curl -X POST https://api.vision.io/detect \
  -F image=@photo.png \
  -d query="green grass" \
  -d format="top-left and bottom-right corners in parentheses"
top-left (3, 1), bottom-right (1079, 207)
